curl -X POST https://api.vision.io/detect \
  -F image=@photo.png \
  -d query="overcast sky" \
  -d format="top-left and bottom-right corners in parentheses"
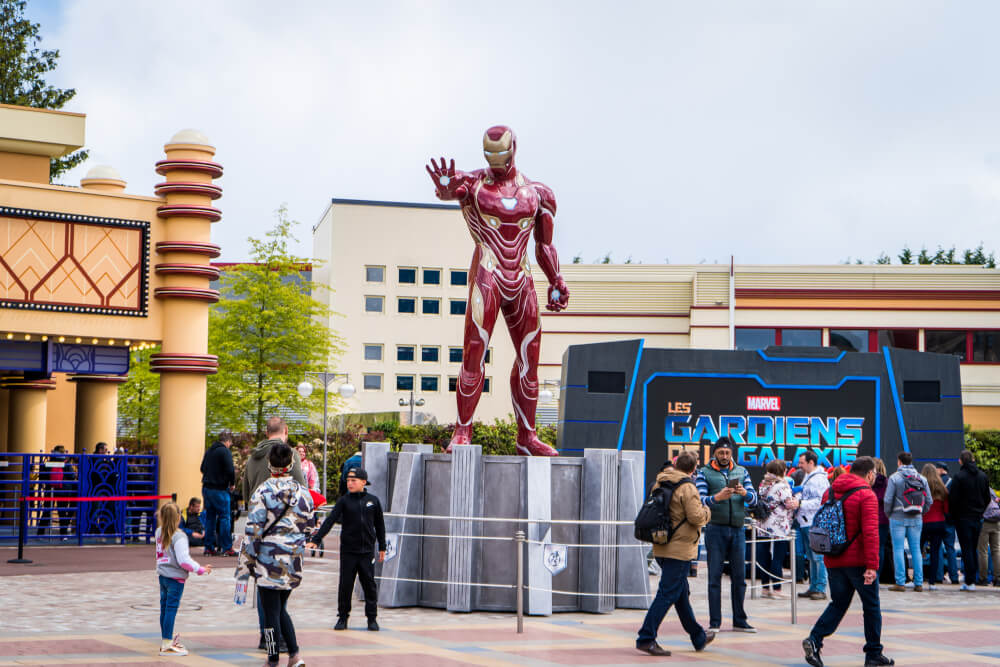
top-left (26, 1), bottom-right (1000, 265)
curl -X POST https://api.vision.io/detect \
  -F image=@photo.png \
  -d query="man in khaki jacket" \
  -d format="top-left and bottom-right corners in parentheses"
top-left (637, 452), bottom-right (715, 657)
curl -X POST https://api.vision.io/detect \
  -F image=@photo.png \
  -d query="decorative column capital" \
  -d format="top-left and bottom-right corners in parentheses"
top-left (67, 375), bottom-right (129, 384)
top-left (0, 378), bottom-right (57, 391)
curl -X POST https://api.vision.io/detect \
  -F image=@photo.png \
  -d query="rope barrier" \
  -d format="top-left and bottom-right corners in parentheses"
top-left (523, 586), bottom-right (651, 598)
top-left (384, 511), bottom-right (632, 526)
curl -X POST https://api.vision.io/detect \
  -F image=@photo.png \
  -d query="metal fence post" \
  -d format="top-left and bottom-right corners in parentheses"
top-left (515, 530), bottom-right (525, 633)
top-left (749, 523), bottom-right (758, 600)
top-left (790, 533), bottom-right (797, 624)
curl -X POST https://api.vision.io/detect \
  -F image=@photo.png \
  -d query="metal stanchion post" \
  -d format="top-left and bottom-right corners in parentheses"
top-left (515, 530), bottom-right (525, 634)
top-left (790, 533), bottom-right (797, 624)
top-left (8, 496), bottom-right (32, 564)
top-left (749, 523), bottom-right (758, 600)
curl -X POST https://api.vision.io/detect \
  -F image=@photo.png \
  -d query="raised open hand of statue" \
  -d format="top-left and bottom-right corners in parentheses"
top-left (427, 125), bottom-right (568, 456)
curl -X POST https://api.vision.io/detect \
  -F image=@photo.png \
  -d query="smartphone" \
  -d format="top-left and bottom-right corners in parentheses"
top-left (726, 478), bottom-right (740, 489)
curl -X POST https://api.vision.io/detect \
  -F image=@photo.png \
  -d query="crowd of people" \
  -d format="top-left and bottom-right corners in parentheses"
top-left (637, 436), bottom-right (1000, 666)
top-left (155, 417), bottom-right (383, 665)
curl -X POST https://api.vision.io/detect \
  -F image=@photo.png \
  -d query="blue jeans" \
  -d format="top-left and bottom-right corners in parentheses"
top-left (889, 518), bottom-right (923, 586)
top-left (798, 525), bottom-right (828, 593)
top-left (809, 566), bottom-right (883, 658)
top-left (937, 522), bottom-right (959, 582)
top-left (637, 557), bottom-right (708, 648)
top-left (704, 524), bottom-right (747, 629)
top-left (755, 537), bottom-right (789, 590)
top-left (158, 575), bottom-right (185, 640)
top-left (202, 487), bottom-right (232, 552)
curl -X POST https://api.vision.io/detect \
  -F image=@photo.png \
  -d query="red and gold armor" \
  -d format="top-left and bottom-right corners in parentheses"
top-left (427, 126), bottom-right (569, 456)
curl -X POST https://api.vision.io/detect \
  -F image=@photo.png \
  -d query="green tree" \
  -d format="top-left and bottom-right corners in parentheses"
top-left (0, 0), bottom-right (88, 179)
top-left (117, 345), bottom-right (161, 449)
top-left (898, 247), bottom-right (914, 264)
top-left (571, 252), bottom-right (582, 264)
top-left (875, 253), bottom-right (892, 265)
top-left (207, 206), bottom-right (344, 439)
top-left (917, 247), bottom-right (933, 264)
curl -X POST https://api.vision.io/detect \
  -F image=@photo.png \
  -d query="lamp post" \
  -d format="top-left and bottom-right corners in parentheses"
top-left (538, 379), bottom-right (560, 403)
top-left (399, 391), bottom-right (425, 425)
top-left (297, 372), bottom-right (354, 494)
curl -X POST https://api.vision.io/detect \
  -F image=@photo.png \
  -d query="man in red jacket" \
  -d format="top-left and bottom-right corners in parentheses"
top-left (803, 456), bottom-right (894, 667)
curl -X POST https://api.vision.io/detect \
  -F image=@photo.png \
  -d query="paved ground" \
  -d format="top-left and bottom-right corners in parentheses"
top-left (2, 544), bottom-right (1000, 665)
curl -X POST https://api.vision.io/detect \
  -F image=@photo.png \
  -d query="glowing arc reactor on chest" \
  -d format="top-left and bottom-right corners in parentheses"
top-left (501, 196), bottom-right (518, 210)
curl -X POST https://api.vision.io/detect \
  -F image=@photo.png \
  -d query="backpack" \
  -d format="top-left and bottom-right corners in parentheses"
top-left (808, 486), bottom-right (863, 555)
top-left (634, 478), bottom-right (694, 544)
top-left (899, 471), bottom-right (927, 514)
top-left (984, 494), bottom-right (1000, 523)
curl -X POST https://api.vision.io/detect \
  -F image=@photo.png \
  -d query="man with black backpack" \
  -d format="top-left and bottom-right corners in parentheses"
top-left (636, 452), bottom-right (714, 657)
top-left (803, 456), bottom-right (894, 667)
top-left (883, 451), bottom-right (932, 591)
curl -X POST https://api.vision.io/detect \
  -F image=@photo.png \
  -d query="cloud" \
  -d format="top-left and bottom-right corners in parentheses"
top-left (33, 1), bottom-right (1000, 265)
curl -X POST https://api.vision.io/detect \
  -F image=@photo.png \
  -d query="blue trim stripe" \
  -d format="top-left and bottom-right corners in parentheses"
top-left (756, 349), bottom-right (846, 363)
top-left (641, 371), bottom-right (882, 459)
top-left (617, 339), bottom-right (645, 451)
top-left (562, 384), bottom-right (586, 389)
top-left (882, 347), bottom-right (909, 454)
top-left (942, 394), bottom-right (961, 398)
top-left (910, 429), bottom-right (964, 433)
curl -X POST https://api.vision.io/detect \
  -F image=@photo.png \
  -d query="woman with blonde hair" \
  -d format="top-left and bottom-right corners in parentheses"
top-left (921, 463), bottom-right (950, 589)
top-left (155, 502), bottom-right (212, 656)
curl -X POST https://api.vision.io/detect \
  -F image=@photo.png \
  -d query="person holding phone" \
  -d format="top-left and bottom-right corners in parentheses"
top-left (694, 437), bottom-right (759, 633)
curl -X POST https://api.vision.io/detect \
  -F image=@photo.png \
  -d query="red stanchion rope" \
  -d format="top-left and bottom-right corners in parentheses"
top-left (18, 495), bottom-right (172, 502)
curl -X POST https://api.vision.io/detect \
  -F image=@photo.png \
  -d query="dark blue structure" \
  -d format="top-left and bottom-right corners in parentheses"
top-left (0, 453), bottom-right (158, 544)
top-left (557, 341), bottom-right (965, 492)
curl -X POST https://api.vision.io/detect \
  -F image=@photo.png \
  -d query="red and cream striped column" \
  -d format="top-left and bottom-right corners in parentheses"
top-left (151, 129), bottom-right (223, 507)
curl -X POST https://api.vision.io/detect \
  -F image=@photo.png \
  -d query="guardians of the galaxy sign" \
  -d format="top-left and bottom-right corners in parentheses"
top-left (645, 374), bottom-right (877, 473)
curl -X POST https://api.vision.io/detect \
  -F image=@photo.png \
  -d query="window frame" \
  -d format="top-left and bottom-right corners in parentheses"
top-left (449, 299), bottom-right (467, 316)
top-left (364, 295), bottom-right (384, 313)
top-left (396, 374), bottom-right (415, 391)
top-left (397, 296), bottom-right (417, 314)
top-left (362, 343), bottom-right (383, 361)
top-left (829, 328), bottom-right (870, 353)
top-left (421, 297), bottom-right (441, 315)
top-left (398, 266), bottom-right (417, 284)
top-left (362, 373), bottom-right (383, 391)
top-left (396, 344), bottom-right (416, 362)
top-left (420, 375), bottom-right (440, 392)
top-left (421, 346), bottom-right (440, 363)
top-left (422, 268), bottom-right (442, 285)
top-left (449, 347), bottom-right (464, 363)
top-left (448, 376), bottom-right (458, 392)
top-left (450, 269), bottom-right (468, 286)
top-left (365, 265), bottom-right (385, 283)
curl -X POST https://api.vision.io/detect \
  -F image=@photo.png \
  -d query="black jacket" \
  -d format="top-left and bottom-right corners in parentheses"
top-left (949, 461), bottom-right (992, 521)
top-left (313, 489), bottom-right (386, 554)
top-left (200, 441), bottom-right (235, 490)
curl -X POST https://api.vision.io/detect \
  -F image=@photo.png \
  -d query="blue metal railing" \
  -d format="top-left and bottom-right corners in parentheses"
top-left (0, 452), bottom-right (160, 544)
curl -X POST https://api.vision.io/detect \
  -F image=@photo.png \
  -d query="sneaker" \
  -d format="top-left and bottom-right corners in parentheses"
top-left (913, 585), bottom-right (923, 592)
top-left (904, 581), bottom-right (915, 588)
top-left (733, 623), bottom-right (757, 633)
top-left (160, 636), bottom-right (189, 656)
top-left (888, 584), bottom-right (906, 592)
top-left (696, 630), bottom-right (716, 652)
top-left (864, 653), bottom-right (895, 666)
top-left (803, 637), bottom-right (824, 667)
top-left (636, 641), bottom-right (671, 656)
top-left (966, 583), bottom-right (977, 591)
top-left (770, 590), bottom-right (789, 599)
top-left (334, 618), bottom-right (348, 630)
top-left (222, 548), bottom-right (238, 557)
top-left (203, 548), bottom-right (218, 556)
top-left (808, 591), bottom-right (827, 600)
top-left (707, 625), bottom-right (721, 633)
top-left (287, 657), bottom-right (305, 667)
top-left (797, 590), bottom-right (815, 598)
top-left (929, 584), bottom-right (939, 591)
top-left (367, 619), bottom-right (380, 631)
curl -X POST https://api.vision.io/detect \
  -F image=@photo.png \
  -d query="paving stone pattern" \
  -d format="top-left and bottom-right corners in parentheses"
top-left (3, 545), bottom-right (1000, 665)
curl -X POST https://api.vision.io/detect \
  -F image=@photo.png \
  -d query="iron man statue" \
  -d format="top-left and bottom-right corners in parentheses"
top-left (426, 125), bottom-right (569, 456)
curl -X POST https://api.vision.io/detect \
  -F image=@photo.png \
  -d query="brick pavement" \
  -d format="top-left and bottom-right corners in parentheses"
top-left (3, 545), bottom-right (1000, 665)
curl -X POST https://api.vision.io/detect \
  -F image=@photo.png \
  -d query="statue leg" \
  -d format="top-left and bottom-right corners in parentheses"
top-left (450, 259), bottom-right (499, 450)
top-left (502, 280), bottom-right (557, 457)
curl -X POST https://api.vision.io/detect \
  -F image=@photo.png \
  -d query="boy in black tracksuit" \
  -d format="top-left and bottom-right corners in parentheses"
top-left (309, 468), bottom-right (387, 630)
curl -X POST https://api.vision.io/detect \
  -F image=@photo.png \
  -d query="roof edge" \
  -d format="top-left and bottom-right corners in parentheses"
top-left (329, 197), bottom-right (460, 211)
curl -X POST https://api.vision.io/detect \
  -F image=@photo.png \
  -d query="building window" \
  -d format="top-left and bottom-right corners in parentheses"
top-left (448, 376), bottom-right (458, 392)
top-left (485, 349), bottom-right (492, 364)
top-left (450, 270), bottom-right (468, 286)
top-left (450, 299), bottom-right (467, 315)
top-left (422, 298), bottom-right (441, 315)
top-left (423, 268), bottom-right (441, 285)
top-left (396, 375), bottom-right (414, 391)
top-left (780, 329), bottom-right (822, 347)
top-left (422, 346), bottom-right (439, 362)
top-left (925, 330), bottom-right (967, 361)
top-left (973, 331), bottom-right (1000, 362)
top-left (830, 329), bottom-right (869, 353)
top-left (398, 267), bottom-right (417, 284)
top-left (364, 296), bottom-right (384, 313)
top-left (365, 266), bottom-right (384, 283)
top-left (735, 328), bottom-right (775, 350)
top-left (876, 329), bottom-right (918, 351)
top-left (397, 345), bottom-right (415, 362)
top-left (483, 377), bottom-right (491, 393)
top-left (363, 344), bottom-right (382, 361)
top-left (398, 297), bottom-right (416, 314)
top-left (449, 347), bottom-right (463, 363)
top-left (363, 374), bottom-right (382, 391)
top-left (421, 375), bottom-right (439, 392)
